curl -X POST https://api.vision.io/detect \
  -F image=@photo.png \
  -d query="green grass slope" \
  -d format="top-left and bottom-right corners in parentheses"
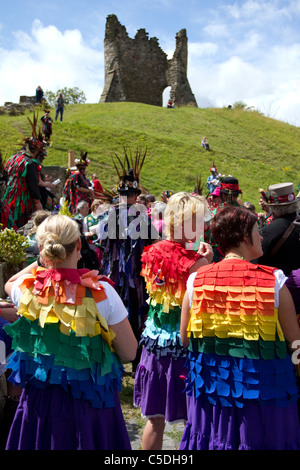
top-left (0, 102), bottom-right (299, 205)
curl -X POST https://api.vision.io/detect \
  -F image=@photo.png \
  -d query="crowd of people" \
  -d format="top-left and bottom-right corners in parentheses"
top-left (0, 117), bottom-right (300, 451)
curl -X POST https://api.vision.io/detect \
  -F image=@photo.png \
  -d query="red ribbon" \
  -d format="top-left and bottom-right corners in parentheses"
top-left (269, 193), bottom-right (295, 203)
top-left (221, 183), bottom-right (241, 191)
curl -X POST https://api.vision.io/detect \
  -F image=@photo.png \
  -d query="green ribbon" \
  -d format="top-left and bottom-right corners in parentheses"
top-left (4, 316), bottom-right (118, 375)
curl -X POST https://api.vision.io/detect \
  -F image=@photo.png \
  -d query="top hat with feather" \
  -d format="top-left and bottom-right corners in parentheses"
top-left (113, 146), bottom-right (147, 195)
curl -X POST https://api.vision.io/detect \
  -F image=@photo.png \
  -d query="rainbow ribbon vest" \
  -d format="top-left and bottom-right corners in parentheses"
top-left (185, 259), bottom-right (298, 408)
top-left (4, 268), bottom-right (123, 408)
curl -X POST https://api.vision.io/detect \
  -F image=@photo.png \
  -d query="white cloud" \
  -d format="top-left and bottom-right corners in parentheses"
top-left (185, 1), bottom-right (300, 125)
top-left (189, 42), bottom-right (218, 57)
top-left (187, 41), bottom-right (300, 126)
top-left (189, 55), bottom-right (268, 107)
top-left (202, 23), bottom-right (230, 40)
top-left (0, 20), bottom-right (104, 105)
top-left (227, 1), bottom-right (266, 20)
top-left (226, 0), bottom-right (284, 23)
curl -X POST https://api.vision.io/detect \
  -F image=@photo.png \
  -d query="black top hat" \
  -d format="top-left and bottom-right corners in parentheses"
top-left (220, 176), bottom-right (242, 194)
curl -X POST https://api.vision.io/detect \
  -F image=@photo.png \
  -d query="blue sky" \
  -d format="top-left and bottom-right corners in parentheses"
top-left (1, 0), bottom-right (300, 125)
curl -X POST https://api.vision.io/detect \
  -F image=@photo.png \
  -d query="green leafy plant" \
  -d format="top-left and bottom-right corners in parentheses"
top-left (59, 198), bottom-right (72, 217)
top-left (0, 229), bottom-right (30, 266)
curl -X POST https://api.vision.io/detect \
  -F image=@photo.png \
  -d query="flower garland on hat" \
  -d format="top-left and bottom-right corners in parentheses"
top-left (75, 151), bottom-right (90, 167)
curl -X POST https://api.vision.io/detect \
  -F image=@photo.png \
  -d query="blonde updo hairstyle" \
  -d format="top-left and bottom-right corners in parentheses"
top-left (163, 192), bottom-right (209, 240)
top-left (36, 215), bottom-right (80, 266)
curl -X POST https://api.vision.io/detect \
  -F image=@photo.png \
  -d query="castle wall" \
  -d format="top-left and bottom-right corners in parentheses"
top-left (100, 15), bottom-right (197, 107)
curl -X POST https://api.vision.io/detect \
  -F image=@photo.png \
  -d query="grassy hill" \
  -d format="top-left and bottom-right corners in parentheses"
top-left (0, 102), bottom-right (299, 205)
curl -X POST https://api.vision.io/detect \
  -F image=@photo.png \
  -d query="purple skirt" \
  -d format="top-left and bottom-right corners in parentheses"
top-left (5, 384), bottom-right (131, 450)
top-left (179, 393), bottom-right (300, 450)
top-left (134, 347), bottom-right (188, 423)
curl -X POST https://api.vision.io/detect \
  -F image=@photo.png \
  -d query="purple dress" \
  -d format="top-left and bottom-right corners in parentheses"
top-left (6, 386), bottom-right (130, 450)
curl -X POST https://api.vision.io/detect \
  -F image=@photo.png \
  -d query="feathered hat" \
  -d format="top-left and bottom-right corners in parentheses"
top-left (113, 146), bottom-right (147, 195)
top-left (210, 162), bottom-right (217, 172)
top-left (23, 112), bottom-right (47, 158)
top-left (96, 187), bottom-right (119, 205)
top-left (75, 151), bottom-right (90, 167)
top-left (193, 175), bottom-right (204, 195)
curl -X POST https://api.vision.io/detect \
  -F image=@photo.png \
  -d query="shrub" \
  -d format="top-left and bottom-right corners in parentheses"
top-left (0, 228), bottom-right (30, 266)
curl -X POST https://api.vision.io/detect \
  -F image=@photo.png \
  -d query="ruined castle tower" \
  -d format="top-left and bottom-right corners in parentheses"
top-left (100, 15), bottom-right (197, 107)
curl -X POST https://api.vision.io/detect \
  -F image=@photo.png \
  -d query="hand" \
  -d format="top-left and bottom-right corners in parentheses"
top-left (0, 302), bottom-right (18, 323)
top-left (161, 191), bottom-right (167, 203)
top-left (44, 182), bottom-right (56, 190)
top-left (34, 200), bottom-right (43, 211)
top-left (197, 242), bottom-right (213, 264)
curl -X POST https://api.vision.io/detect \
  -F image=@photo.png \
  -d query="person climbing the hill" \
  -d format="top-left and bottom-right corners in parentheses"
top-left (55, 92), bottom-right (65, 122)
top-left (41, 110), bottom-right (53, 143)
top-left (201, 136), bottom-right (210, 151)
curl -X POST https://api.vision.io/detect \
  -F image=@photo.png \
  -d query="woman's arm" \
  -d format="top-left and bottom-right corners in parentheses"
top-left (0, 301), bottom-right (18, 322)
top-left (189, 242), bottom-right (213, 274)
top-left (189, 256), bottom-right (207, 274)
top-left (5, 261), bottom-right (38, 299)
top-left (77, 187), bottom-right (94, 196)
top-left (278, 284), bottom-right (300, 348)
top-left (180, 290), bottom-right (191, 348)
top-left (110, 317), bottom-right (138, 363)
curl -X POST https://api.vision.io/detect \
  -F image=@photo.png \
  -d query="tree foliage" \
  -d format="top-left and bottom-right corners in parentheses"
top-left (44, 87), bottom-right (87, 107)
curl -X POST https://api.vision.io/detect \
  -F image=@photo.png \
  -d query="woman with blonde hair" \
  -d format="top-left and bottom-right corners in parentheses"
top-left (4, 214), bottom-right (137, 450)
top-left (134, 192), bottom-right (213, 450)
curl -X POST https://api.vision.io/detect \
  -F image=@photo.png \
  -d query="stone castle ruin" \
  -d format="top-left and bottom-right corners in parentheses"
top-left (100, 15), bottom-right (197, 108)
